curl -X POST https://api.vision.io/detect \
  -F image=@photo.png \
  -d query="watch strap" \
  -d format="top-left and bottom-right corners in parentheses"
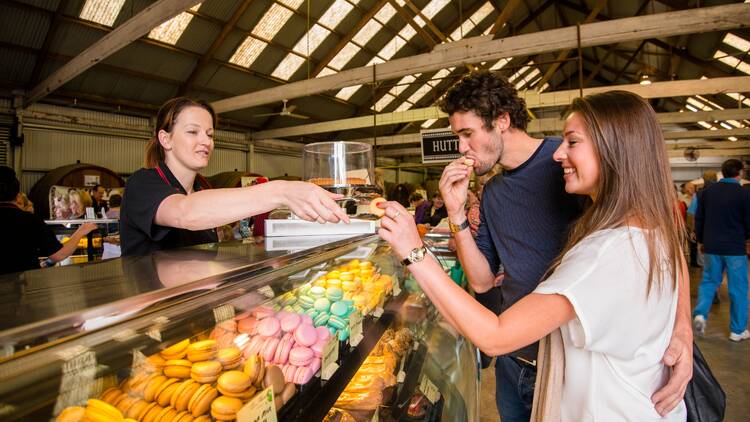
top-left (400, 246), bottom-right (426, 266)
top-left (449, 218), bottom-right (470, 234)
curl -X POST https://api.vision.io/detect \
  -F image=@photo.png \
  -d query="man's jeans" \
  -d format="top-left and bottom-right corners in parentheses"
top-left (693, 254), bottom-right (749, 334)
top-left (495, 356), bottom-right (536, 422)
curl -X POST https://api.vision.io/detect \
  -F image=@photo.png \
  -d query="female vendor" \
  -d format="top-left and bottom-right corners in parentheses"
top-left (120, 97), bottom-right (348, 256)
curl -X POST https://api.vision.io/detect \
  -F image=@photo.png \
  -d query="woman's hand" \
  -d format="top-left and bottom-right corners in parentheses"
top-left (278, 181), bottom-right (350, 224)
top-left (377, 201), bottom-right (423, 259)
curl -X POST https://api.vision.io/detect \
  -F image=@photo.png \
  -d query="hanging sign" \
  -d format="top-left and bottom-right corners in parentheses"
top-left (421, 128), bottom-right (460, 164)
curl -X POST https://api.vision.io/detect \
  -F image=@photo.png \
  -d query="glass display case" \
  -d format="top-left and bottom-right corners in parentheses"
top-left (0, 234), bottom-right (478, 421)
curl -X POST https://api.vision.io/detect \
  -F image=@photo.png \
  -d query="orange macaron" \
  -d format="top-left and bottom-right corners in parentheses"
top-left (186, 340), bottom-right (217, 362)
top-left (216, 347), bottom-right (242, 370)
top-left (163, 360), bottom-right (192, 379)
top-left (84, 399), bottom-right (124, 422)
top-left (188, 384), bottom-right (218, 417)
top-left (190, 361), bottom-right (223, 384)
top-left (210, 396), bottom-right (244, 421)
top-left (369, 197), bottom-right (386, 217)
top-left (160, 339), bottom-right (190, 360)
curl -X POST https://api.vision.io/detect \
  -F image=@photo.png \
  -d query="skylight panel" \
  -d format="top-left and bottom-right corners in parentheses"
top-left (685, 104), bottom-right (699, 112)
top-left (414, 15), bottom-right (426, 27)
top-left (407, 83), bottom-right (433, 104)
top-left (421, 119), bottom-right (438, 128)
top-left (293, 24), bottom-right (331, 56)
top-left (336, 84), bottom-right (363, 101)
top-left (422, 0), bottom-right (450, 19)
top-left (378, 36), bottom-right (407, 60)
top-left (272, 53), bottom-right (305, 80)
top-left (399, 25), bottom-right (417, 40)
top-left (319, 0), bottom-right (355, 29)
top-left (727, 93), bottom-right (750, 107)
top-left (252, 4), bottom-right (294, 40)
top-left (723, 33), bottom-right (750, 52)
top-left (714, 50), bottom-right (750, 75)
top-left (79, 0), bottom-right (125, 26)
top-left (148, 4), bottom-right (201, 45)
top-left (387, 75), bottom-right (418, 98)
top-left (394, 101), bottom-right (412, 112)
top-left (686, 97), bottom-right (710, 111)
top-left (373, 93), bottom-right (397, 112)
top-left (490, 58), bottom-right (511, 70)
top-left (329, 42), bottom-right (361, 70)
top-left (375, 3), bottom-right (397, 24)
top-left (450, 2), bottom-right (493, 41)
top-left (695, 95), bottom-right (724, 110)
top-left (229, 37), bottom-right (267, 68)
top-left (353, 19), bottom-right (383, 46)
top-left (719, 122), bottom-right (734, 129)
top-left (538, 82), bottom-right (550, 92)
top-left (471, 2), bottom-right (495, 26)
top-left (431, 68), bottom-right (453, 82)
top-left (450, 20), bottom-right (475, 42)
top-left (317, 67), bottom-right (337, 77)
top-left (279, 0), bottom-right (304, 9)
top-left (509, 65), bottom-right (530, 82)
top-left (367, 56), bottom-right (385, 66)
top-left (697, 121), bottom-right (713, 129)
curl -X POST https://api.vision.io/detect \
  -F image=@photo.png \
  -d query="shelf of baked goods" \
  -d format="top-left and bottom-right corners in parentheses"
top-left (0, 235), bottom-right (424, 421)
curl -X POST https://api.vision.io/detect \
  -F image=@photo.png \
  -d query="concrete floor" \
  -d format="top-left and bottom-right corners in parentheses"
top-left (478, 266), bottom-right (750, 421)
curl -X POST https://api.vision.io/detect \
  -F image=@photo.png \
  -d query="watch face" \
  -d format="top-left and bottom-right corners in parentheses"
top-left (411, 247), bottom-right (425, 262)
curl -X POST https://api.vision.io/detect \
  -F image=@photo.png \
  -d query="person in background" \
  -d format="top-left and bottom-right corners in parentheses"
top-left (53, 195), bottom-right (72, 220)
top-left (91, 184), bottom-right (108, 216)
top-left (466, 188), bottom-right (481, 237)
top-left (378, 91), bottom-right (689, 420)
top-left (428, 192), bottom-right (448, 226)
top-left (15, 192), bottom-right (33, 213)
top-left (251, 177), bottom-right (271, 237)
top-left (0, 166), bottom-right (97, 274)
top-left (410, 192), bottom-right (431, 225)
top-left (68, 190), bottom-right (86, 219)
top-left (692, 159), bottom-right (750, 342)
top-left (687, 171), bottom-right (717, 268)
top-left (120, 97), bottom-right (347, 256)
top-left (106, 194), bottom-right (122, 219)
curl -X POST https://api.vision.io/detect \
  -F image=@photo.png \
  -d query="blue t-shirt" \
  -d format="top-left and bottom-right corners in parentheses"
top-left (696, 178), bottom-right (750, 256)
top-left (476, 137), bottom-right (584, 359)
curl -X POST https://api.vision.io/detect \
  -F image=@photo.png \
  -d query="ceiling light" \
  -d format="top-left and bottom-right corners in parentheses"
top-left (640, 74), bottom-right (651, 85)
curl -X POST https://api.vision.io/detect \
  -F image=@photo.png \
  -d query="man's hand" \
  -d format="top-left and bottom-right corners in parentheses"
top-left (652, 332), bottom-right (693, 416)
top-left (439, 158), bottom-right (473, 217)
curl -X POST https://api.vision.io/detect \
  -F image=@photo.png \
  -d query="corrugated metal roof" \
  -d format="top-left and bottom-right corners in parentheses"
top-left (0, 3), bottom-right (51, 48)
top-left (0, 47), bottom-right (36, 84)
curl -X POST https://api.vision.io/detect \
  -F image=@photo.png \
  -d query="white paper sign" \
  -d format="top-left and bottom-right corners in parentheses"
top-left (321, 337), bottom-right (339, 381)
top-left (237, 386), bottom-right (277, 422)
top-left (348, 310), bottom-right (363, 347)
top-left (53, 346), bottom-right (96, 414)
top-left (373, 307), bottom-right (384, 318)
top-left (419, 375), bottom-right (440, 404)
top-left (213, 304), bottom-right (235, 323)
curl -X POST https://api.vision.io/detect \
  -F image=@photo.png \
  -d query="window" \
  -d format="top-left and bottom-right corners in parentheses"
top-left (353, 19), bottom-right (383, 46)
top-left (374, 3), bottom-right (397, 24)
top-left (148, 4), bottom-right (201, 45)
top-left (714, 50), bottom-right (750, 75)
top-left (421, 118), bottom-right (438, 128)
top-left (272, 53), bottom-right (306, 80)
top-left (229, 1), bottom-right (302, 69)
top-left (329, 42), bottom-right (361, 70)
top-left (293, 24), bottom-right (331, 56)
top-left (373, 93), bottom-right (397, 112)
top-left (79, 0), bottom-right (125, 26)
top-left (722, 33), bottom-right (750, 52)
top-left (253, 4), bottom-right (295, 40)
top-left (319, 0), bottom-right (356, 29)
top-left (336, 84), bottom-right (363, 100)
top-left (490, 58), bottom-right (511, 71)
top-left (229, 37), bottom-right (267, 68)
top-left (450, 1), bottom-right (493, 41)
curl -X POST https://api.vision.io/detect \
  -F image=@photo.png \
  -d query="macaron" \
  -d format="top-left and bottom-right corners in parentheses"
top-left (313, 313), bottom-right (330, 327)
top-left (281, 382), bottom-right (296, 404)
top-left (326, 287), bottom-right (344, 302)
top-left (237, 317), bottom-right (258, 335)
top-left (288, 346), bottom-right (314, 367)
top-left (294, 324), bottom-right (318, 347)
top-left (326, 279), bottom-right (342, 289)
top-left (172, 411), bottom-right (194, 422)
top-left (124, 400), bottom-right (149, 420)
top-left (243, 335), bottom-right (265, 359)
top-left (464, 157), bottom-right (475, 167)
top-left (313, 298), bottom-right (331, 312)
top-left (369, 197), bottom-right (386, 217)
top-left (337, 328), bottom-right (350, 341)
top-left (84, 399), bottom-right (123, 422)
top-left (161, 339), bottom-right (190, 360)
top-left (326, 270), bottom-right (341, 280)
top-left (281, 364), bottom-right (296, 383)
top-left (252, 306), bottom-right (276, 320)
top-left (339, 272), bottom-right (353, 281)
top-left (293, 366), bottom-right (314, 385)
top-left (305, 308), bottom-right (319, 319)
top-left (311, 338), bottom-right (326, 358)
top-left (190, 361), bottom-right (223, 384)
top-left (216, 371), bottom-right (252, 395)
top-left (154, 377), bottom-right (180, 407)
top-left (309, 357), bottom-right (321, 375)
top-left (210, 396), bottom-right (243, 421)
top-left (327, 315), bottom-right (347, 330)
top-left (273, 333), bottom-right (294, 365)
top-left (100, 387), bottom-right (123, 404)
top-left (170, 380), bottom-right (199, 412)
top-left (141, 403), bottom-right (163, 422)
top-left (186, 340), bottom-right (217, 362)
top-left (115, 395), bottom-right (137, 414)
top-left (329, 301), bottom-right (348, 317)
top-left (163, 360), bottom-right (192, 379)
top-left (341, 280), bottom-right (358, 291)
top-left (280, 293), bottom-right (297, 307)
top-left (279, 313), bottom-right (301, 333)
top-left (309, 286), bottom-right (326, 298)
top-left (256, 317), bottom-right (281, 337)
top-left (300, 314), bottom-right (314, 325)
top-left (145, 354), bottom-right (166, 373)
top-left (56, 406), bottom-right (85, 422)
top-left (263, 365), bottom-right (286, 395)
top-left (261, 337), bottom-right (280, 363)
top-left (315, 326), bottom-right (331, 342)
top-left (312, 277), bottom-right (327, 287)
top-left (144, 375), bottom-right (169, 402)
top-left (155, 406), bottom-right (178, 422)
top-left (297, 295), bottom-right (315, 309)
top-left (243, 355), bottom-right (265, 386)
top-left (187, 384), bottom-right (217, 417)
top-left (216, 347), bottom-right (242, 370)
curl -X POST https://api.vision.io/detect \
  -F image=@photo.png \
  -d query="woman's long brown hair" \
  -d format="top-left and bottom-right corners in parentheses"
top-left (145, 97), bottom-right (217, 168)
top-left (549, 91), bottom-right (685, 293)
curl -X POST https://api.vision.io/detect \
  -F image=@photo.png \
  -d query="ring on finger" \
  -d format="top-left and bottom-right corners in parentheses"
top-left (392, 210), bottom-right (401, 219)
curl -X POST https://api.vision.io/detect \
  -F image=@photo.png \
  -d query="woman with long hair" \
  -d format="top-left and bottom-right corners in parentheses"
top-left (120, 97), bottom-right (348, 256)
top-left (378, 91), bottom-right (688, 420)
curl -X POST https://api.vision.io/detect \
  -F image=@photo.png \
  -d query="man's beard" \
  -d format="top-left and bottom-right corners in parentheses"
top-left (474, 133), bottom-right (503, 176)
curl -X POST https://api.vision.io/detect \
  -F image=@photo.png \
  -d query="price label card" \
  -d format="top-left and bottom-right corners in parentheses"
top-left (372, 307), bottom-right (384, 319)
top-left (348, 310), bottom-right (363, 347)
top-left (131, 349), bottom-right (147, 372)
top-left (146, 327), bottom-right (162, 342)
top-left (53, 346), bottom-right (97, 414)
top-left (258, 286), bottom-right (275, 298)
top-left (371, 408), bottom-right (380, 422)
top-left (392, 274), bottom-right (401, 296)
top-left (321, 337), bottom-right (339, 381)
top-left (237, 387), bottom-right (277, 422)
top-left (419, 375), bottom-right (440, 404)
top-left (213, 304), bottom-right (235, 324)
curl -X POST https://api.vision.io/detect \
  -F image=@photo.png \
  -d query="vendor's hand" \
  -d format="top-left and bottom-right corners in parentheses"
top-left (377, 201), bottom-right (423, 259)
top-left (279, 181), bottom-right (350, 224)
top-left (652, 332), bottom-right (693, 416)
top-left (439, 158), bottom-right (473, 216)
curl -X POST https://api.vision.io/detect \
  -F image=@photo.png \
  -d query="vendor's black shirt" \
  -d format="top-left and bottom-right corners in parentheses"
top-left (0, 203), bottom-right (62, 274)
top-left (120, 162), bottom-right (217, 256)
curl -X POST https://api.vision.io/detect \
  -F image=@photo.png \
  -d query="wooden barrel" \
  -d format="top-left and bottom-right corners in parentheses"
top-left (29, 163), bottom-right (125, 219)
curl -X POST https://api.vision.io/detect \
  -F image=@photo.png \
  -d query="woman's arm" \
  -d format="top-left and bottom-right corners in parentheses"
top-left (49, 222), bottom-right (97, 262)
top-left (378, 200), bottom-right (574, 355)
top-left (155, 180), bottom-right (349, 230)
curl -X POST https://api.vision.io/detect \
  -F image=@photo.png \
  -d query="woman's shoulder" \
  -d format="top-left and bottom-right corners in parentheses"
top-left (125, 167), bottom-right (159, 186)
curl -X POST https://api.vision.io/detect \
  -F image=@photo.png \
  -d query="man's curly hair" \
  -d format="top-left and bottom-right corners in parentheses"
top-left (439, 71), bottom-right (530, 131)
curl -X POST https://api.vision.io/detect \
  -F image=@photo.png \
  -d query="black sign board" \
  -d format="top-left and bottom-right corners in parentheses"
top-left (421, 128), bottom-right (460, 164)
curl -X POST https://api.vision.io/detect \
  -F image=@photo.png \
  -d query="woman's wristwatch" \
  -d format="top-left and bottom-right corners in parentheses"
top-left (401, 246), bottom-right (427, 266)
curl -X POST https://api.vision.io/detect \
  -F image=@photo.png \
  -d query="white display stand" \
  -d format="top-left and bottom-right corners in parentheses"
top-left (264, 218), bottom-right (378, 237)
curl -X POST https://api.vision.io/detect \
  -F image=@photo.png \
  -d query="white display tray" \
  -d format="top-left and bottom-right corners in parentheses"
top-left (264, 218), bottom-right (379, 237)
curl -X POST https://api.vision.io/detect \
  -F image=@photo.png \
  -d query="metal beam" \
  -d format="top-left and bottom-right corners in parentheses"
top-left (213, 3), bottom-right (750, 113)
top-left (178, 0), bottom-right (255, 96)
top-left (25, 0), bottom-right (202, 106)
top-left (252, 76), bottom-right (750, 138)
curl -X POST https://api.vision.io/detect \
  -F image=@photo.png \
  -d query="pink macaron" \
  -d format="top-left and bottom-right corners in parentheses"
top-left (311, 338), bottom-right (327, 358)
top-left (273, 334), bottom-right (294, 365)
top-left (282, 364), bottom-right (296, 383)
top-left (315, 326), bottom-right (331, 343)
top-left (294, 366), bottom-right (314, 385)
top-left (262, 337), bottom-right (280, 363)
top-left (310, 357), bottom-right (321, 375)
top-left (243, 335), bottom-right (265, 358)
top-left (253, 306), bottom-right (276, 320)
top-left (289, 346), bottom-right (315, 367)
top-left (300, 314), bottom-right (313, 326)
top-left (293, 324), bottom-right (318, 347)
top-left (234, 311), bottom-right (252, 321)
top-left (280, 314), bottom-right (301, 333)
top-left (237, 317), bottom-right (258, 335)
top-left (257, 317), bottom-right (281, 338)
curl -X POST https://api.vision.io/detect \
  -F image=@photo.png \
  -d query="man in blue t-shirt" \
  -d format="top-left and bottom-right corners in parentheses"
top-left (692, 159), bottom-right (750, 341)
top-left (436, 72), bottom-right (693, 421)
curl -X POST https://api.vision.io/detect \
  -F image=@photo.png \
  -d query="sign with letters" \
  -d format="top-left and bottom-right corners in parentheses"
top-left (421, 128), bottom-right (460, 164)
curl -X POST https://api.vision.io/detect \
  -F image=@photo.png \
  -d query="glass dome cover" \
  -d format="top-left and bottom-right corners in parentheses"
top-left (303, 141), bottom-right (375, 188)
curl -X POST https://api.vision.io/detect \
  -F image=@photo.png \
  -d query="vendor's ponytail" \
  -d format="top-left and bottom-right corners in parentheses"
top-left (145, 97), bottom-right (217, 168)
